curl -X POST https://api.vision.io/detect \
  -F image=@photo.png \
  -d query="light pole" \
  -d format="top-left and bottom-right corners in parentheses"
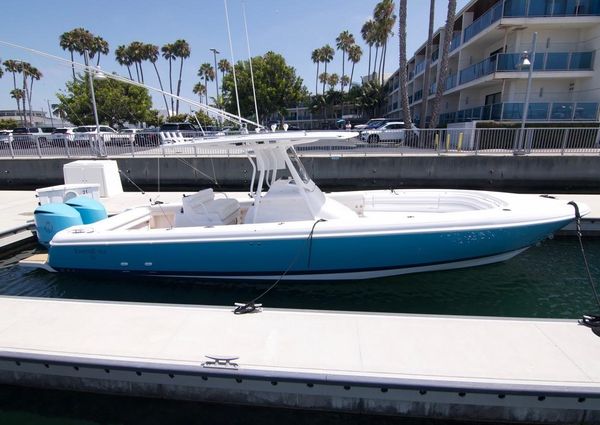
top-left (46, 99), bottom-right (54, 127)
top-left (210, 48), bottom-right (220, 100)
top-left (516, 31), bottom-right (537, 154)
top-left (83, 49), bottom-right (106, 156)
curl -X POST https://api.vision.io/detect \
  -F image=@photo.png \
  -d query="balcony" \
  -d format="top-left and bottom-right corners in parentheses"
top-left (463, 0), bottom-right (600, 44)
top-left (450, 32), bottom-right (462, 52)
top-left (429, 74), bottom-right (458, 95)
top-left (458, 51), bottom-right (594, 86)
top-left (439, 101), bottom-right (599, 124)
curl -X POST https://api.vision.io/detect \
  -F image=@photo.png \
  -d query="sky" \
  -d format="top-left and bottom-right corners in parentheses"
top-left (0, 0), bottom-right (469, 115)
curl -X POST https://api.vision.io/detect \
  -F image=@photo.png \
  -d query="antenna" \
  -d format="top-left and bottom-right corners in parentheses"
top-left (223, 0), bottom-right (242, 128)
top-left (242, 1), bottom-right (260, 128)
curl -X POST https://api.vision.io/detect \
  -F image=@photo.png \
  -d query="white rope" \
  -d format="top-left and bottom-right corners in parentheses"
top-left (242, 1), bottom-right (260, 126)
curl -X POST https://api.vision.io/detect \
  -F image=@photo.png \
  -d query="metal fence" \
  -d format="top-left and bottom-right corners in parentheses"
top-left (0, 127), bottom-right (599, 159)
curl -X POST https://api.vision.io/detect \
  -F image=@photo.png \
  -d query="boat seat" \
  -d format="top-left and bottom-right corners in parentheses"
top-left (175, 189), bottom-right (240, 227)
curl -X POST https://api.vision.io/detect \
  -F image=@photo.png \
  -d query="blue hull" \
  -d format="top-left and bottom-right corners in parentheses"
top-left (47, 219), bottom-right (571, 279)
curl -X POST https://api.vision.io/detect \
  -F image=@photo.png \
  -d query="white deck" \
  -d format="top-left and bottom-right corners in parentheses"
top-left (0, 296), bottom-right (599, 393)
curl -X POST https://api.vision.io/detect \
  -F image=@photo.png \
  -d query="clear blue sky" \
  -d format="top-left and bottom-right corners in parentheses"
top-left (0, 0), bottom-right (469, 114)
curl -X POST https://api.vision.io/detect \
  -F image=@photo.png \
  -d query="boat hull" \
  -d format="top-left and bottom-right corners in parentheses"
top-left (48, 219), bottom-right (570, 280)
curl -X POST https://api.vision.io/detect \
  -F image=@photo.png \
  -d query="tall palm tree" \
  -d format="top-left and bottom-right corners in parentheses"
top-left (146, 44), bottom-right (170, 112)
top-left (430, 0), bottom-right (457, 128)
top-left (193, 82), bottom-right (206, 103)
top-left (10, 89), bottom-right (24, 124)
top-left (173, 39), bottom-right (191, 114)
top-left (3, 60), bottom-right (23, 119)
top-left (198, 63), bottom-right (215, 104)
top-left (320, 44), bottom-right (334, 94)
top-left (90, 36), bottom-right (109, 66)
top-left (374, 0), bottom-right (396, 83)
top-left (335, 31), bottom-right (355, 94)
top-left (115, 45), bottom-right (133, 80)
top-left (24, 65), bottom-right (42, 125)
top-left (59, 31), bottom-right (77, 81)
top-left (398, 0), bottom-right (412, 128)
top-left (361, 19), bottom-right (376, 81)
top-left (128, 41), bottom-right (146, 83)
top-left (327, 73), bottom-right (339, 91)
top-left (217, 58), bottom-right (231, 101)
top-left (420, 0), bottom-right (436, 127)
top-left (161, 43), bottom-right (176, 114)
top-left (347, 44), bottom-right (363, 87)
top-left (318, 72), bottom-right (328, 92)
top-left (311, 48), bottom-right (321, 95)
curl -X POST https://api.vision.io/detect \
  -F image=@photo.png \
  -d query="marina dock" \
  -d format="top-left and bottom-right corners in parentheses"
top-left (0, 296), bottom-right (598, 423)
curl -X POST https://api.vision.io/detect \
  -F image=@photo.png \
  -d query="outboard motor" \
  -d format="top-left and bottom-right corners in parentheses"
top-left (34, 203), bottom-right (83, 247)
top-left (65, 196), bottom-right (107, 224)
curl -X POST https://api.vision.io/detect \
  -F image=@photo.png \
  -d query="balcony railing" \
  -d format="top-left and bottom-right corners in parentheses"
top-left (459, 51), bottom-right (594, 85)
top-left (439, 101), bottom-right (599, 125)
top-left (463, 0), bottom-right (600, 44)
top-left (463, 2), bottom-right (503, 43)
top-left (450, 32), bottom-right (462, 52)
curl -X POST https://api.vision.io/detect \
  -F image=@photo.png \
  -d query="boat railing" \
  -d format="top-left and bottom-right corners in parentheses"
top-left (0, 127), bottom-right (599, 158)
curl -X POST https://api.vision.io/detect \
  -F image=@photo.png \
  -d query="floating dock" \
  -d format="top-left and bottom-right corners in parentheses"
top-left (0, 296), bottom-right (599, 423)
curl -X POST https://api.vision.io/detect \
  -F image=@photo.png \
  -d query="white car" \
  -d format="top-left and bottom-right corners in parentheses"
top-left (51, 127), bottom-right (77, 145)
top-left (354, 118), bottom-right (389, 130)
top-left (72, 125), bottom-right (120, 146)
top-left (360, 121), bottom-right (419, 144)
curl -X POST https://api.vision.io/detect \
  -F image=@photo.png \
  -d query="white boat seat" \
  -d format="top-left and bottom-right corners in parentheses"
top-left (175, 189), bottom-right (240, 227)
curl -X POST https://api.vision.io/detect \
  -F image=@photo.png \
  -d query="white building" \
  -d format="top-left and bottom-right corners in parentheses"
top-left (385, 0), bottom-right (600, 126)
top-left (0, 109), bottom-right (57, 127)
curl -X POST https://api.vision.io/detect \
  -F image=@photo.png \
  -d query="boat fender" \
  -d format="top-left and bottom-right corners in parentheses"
top-left (569, 201), bottom-right (600, 337)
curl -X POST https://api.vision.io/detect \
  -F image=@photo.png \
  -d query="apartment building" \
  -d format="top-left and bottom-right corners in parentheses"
top-left (385, 0), bottom-right (600, 126)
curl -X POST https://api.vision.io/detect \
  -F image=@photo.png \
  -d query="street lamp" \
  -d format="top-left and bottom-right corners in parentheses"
top-left (210, 48), bottom-right (220, 99)
top-left (516, 31), bottom-right (537, 154)
top-left (83, 49), bottom-right (106, 156)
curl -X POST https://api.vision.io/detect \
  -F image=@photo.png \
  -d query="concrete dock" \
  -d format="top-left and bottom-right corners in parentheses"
top-left (0, 296), bottom-right (598, 422)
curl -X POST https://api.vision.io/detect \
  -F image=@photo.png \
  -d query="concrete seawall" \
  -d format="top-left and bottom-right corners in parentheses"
top-left (1, 155), bottom-right (599, 192)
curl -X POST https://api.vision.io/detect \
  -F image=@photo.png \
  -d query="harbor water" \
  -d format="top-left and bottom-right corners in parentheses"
top-left (0, 236), bottom-right (599, 424)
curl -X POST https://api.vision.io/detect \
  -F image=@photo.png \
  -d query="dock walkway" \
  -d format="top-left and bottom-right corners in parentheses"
top-left (0, 296), bottom-right (599, 422)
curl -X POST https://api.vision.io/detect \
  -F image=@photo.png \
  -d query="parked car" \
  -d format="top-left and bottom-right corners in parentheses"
top-left (354, 118), bottom-right (389, 130)
top-left (133, 128), bottom-right (161, 147)
top-left (51, 127), bottom-right (76, 146)
top-left (72, 125), bottom-right (119, 146)
top-left (11, 127), bottom-right (55, 148)
top-left (159, 122), bottom-right (199, 133)
top-left (360, 121), bottom-right (419, 144)
top-left (0, 130), bottom-right (13, 149)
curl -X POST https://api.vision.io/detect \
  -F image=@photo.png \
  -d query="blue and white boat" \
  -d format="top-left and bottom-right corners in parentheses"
top-left (34, 130), bottom-right (586, 280)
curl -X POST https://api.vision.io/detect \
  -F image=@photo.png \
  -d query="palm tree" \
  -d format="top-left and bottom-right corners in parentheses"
top-left (320, 44), bottom-right (334, 94)
top-left (198, 63), bottom-right (215, 104)
top-left (335, 31), bottom-right (355, 94)
top-left (374, 0), bottom-right (396, 83)
top-left (193, 82), bottom-right (206, 103)
top-left (347, 44), bottom-right (363, 87)
top-left (398, 0), bottom-right (412, 128)
top-left (430, 0), bottom-right (457, 128)
top-left (311, 48), bottom-right (321, 95)
top-left (90, 36), bottom-right (109, 66)
top-left (115, 45), bottom-right (133, 80)
top-left (173, 39), bottom-right (191, 114)
top-left (10, 89), bottom-right (24, 124)
top-left (217, 58), bottom-right (231, 80)
top-left (420, 0), bottom-right (436, 127)
top-left (146, 44), bottom-right (170, 112)
top-left (161, 43), bottom-right (176, 114)
top-left (327, 73), bottom-right (340, 91)
top-left (3, 60), bottom-right (23, 119)
top-left (318, 72), bottom-right (328, 92)
top-left (59, 31), bottom-right (77, 81)
top-left (24, 65), bottom-right (42, 125)
top-left (361, 19), bottom-right (376, 81)
top-left (127, 41), bottom-right (146, 83)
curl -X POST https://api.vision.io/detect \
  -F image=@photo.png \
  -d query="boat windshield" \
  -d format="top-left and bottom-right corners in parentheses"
top-left (287, 148), bottom-right (310, 184)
